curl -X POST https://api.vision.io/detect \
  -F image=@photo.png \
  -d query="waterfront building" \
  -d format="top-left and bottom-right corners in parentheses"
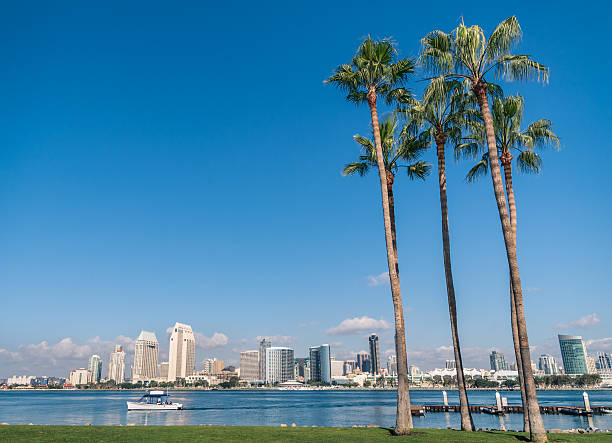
top-left (387, 355), bottom-right (397, 375)
top-left (343, 360), bottom-right (355, 375)
top-left (203, 358), bottom-right (225, 375)
top-left (309, 346), bottom-right (321, 381)
top-left (168, 322), bottom-right (196, 381)
top-left (259, 338), bottom-right (271, 381)
top-left (558, 334), bottom-right (589, 375)
top-left (69, 368), bottom-right (90, 386)
top-left (356, 353), bottom-right (371, 373)
top-left (586, 356), bottom-right (597, 374)
top-left (158, 361), bottom-right (169, 380)
top-left (409, 365), bottom-right (421, 376)
top-left (538, 354), bottom-right (559, 375)
top-left (309, 344), bottom-right (331, 383)
top-left (133, 330), bottom-right (159, 381)
top-left (240, 350), bottom-right (260, 382)
top-left (107, 345), bottom-right (126, 383)
top-left (265, 347), bottom-right (294, 384)
top-left (489, 351), bottom-right (507, 371)
top-left (7, 375), bottom-right (35, 386)
top-left (331, 358), bottom-right (344, 377)
top-left (293, 357), bottom-right (308, 381)
top-left (508, 362), bottom-right (517, 371)
top-left (596, 352), bottom-right (612, 372)
top-left (88, 355), bottom-right (102, 383)
top-left (369, 334), bottom-right (380, 375)
top-left (445, 360), bottom-right (456, 370)
top-left (304, 358), bottom-right (310, 382)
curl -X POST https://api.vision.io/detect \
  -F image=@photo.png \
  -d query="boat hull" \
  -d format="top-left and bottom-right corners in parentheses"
top-left (126, 401), bottom-right (183, 411)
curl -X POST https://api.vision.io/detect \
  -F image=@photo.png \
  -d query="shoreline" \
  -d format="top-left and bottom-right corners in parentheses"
top-left (2, 387), bottom-right (610, 392)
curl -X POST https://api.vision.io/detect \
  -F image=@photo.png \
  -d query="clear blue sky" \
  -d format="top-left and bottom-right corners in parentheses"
top-left (1, 1), bottom-right (610, 377)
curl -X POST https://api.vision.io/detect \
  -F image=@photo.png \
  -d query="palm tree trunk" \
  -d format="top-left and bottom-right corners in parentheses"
top-left (473, 83), bottom-right (546, 443)
top-left (387, 172), bottom-right (400, 277)
top-left (502, 157), bottom-right (530, 433)
top-left (435, 135), bottom-right (474, 431)
top-left (367, 89), bottom-right (413, 434)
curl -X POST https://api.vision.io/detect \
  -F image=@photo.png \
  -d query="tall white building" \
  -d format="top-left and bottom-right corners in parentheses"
top-left (240, 350), bottom-right (260, 382)
top-left (331, 358), bottom-right (344, 377)
top-left (7, 375), bottom-right (35, 386)
top-left (159, 362), bottom-right (169, 380)
top-left (538, 354), bottom-right (559, 375)
top-left (266, 347), bottom-right (294, 384)
top-left (69, 368), bottom-right (90, 386)
top-left (168, 322), bottom-right (196, 382)
top-left (108, 345), bottom-right (126, 383)
top-left (132, 330), bottom-right (159, 381)
top-left (387, 355), bottom-right (398, 375)
top-left (88, 355), bottom-right (102, 383)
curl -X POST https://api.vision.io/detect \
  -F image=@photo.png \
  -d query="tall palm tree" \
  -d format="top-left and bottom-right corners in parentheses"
top-left (397, 78), bottom-right (476, 431)
top-left (459, 95), bottom-right (560, 432)
top-left (326, 37), bottom-right (416, 434)
top-left (420, 17), bottom-right (550, 442)
top-left (344, 115), bottom-right (430, 261)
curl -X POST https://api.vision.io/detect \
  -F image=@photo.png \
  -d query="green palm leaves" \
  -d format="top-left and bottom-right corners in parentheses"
top-left (343, 116), bottom-right (431, 180)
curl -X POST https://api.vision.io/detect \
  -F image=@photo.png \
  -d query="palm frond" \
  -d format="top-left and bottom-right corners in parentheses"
top-left (516, 150), bottom-right (542, 174)
top-left (405, 161), bottom-right (432, 180)
top-left (466, 154), bottom-right (489, 182)
top-left (494, 54), bottom-right (549, 83)
top-left (343, 162), bottom-right (370, 177)
top-left (486, 16), bottom-right (522, 59)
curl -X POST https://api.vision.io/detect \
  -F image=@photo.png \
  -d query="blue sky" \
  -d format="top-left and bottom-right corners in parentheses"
top-left (1, 1), bottom-right (610, 377)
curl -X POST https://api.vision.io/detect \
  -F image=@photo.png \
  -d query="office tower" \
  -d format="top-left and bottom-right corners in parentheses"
top-left (320, 344), bottom-right (331, 383)
top-left (409, 365), bottom-right (421, 376)
top-left (259, 338), bottom-right (271, 381)
top-left (265, 347), bottom-right (294, 384)
top-left (356, 353), bottom-right (371, 373)
top-left (445, 360), bottom-right (456, 370)
top-left (538, 354), bottom-right (558, 375)
top-left (69, 369), bottom-right (90, 385)
top-left (558, 334), bottom-right (588, 375)
top-left (331, 358), bottom-right (344, 377)
top-left (133, 330), bottom-right (159, 381)
top-left (508, 362), bottom-right (518, 371)
top-left (240, 350), bottom-right (260, 381)
top-left (343, 360), bottom-right (356, 375)
top-left (159, 362), bottom-right (169, 380)
top-left (293, 358), bottom-right (308, 380)
top-left (168, 322), bottom-right (196, 381)
top-left (387, 355), bottom-right (397, 375)
top-left (596, 352), bottom-right (612, 372)
top-left (88, 355), bottom-right (102, 383)
top-left (108, 345), bottom-right (126, 383)
top-left (489, 351), bottom-right (507, 371)
top-left (213, 359), bottom-right (225, 374)
top-left (369, 334), bottom-right (380, 375)
top-left (586, 356), bottom-right (597, 374)
top-left (304, 359), bottom-right (310, 382)
top-left (309, 346), bottom-right (321, 382)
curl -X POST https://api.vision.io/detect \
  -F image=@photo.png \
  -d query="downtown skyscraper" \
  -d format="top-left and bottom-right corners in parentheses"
top-left (259, 338), bottom-right (271, 381)
top-left (369, 334), bottom-right (380, 375)
top-left (489, 350), bottom-right (507, 371)
top-left (558, 334), bottom-right (589, 375)
top-left (309, 344), bottom-right (331, 383)
top-left (88, 355), bottom-right (102, 383)
top-left (107, 345), bottom-right (126, 383)
top-left (133, 330), bottom-right (159, 381)
top-left (168, 322), bottom-right (196, 381)
top-left (265, 347), bottom-right (294, 384)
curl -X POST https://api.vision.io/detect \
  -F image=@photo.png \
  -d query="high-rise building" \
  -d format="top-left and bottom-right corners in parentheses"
top-left (309, 345), bottom-right (331, 383)
top-left (265, 347), bottom-right (294, 384)
top-left (240, 350), bottom-right (260, 382)
top-left (259, 338), bottom-right (271, 381)
top-left (107, 345), bottom-right (126, 383)
top-left (445, 360), bottom-right (456, 370)
top-left (294, 358), bottom-right (308, 380)
top-left (489, 351), bottom-right (507, 371)
top-left (159, 362), bottom-right (169, 380)
top-left (356, 353), bottom-right (371, 373)
top-left (168, 322), bottom-right (196, 381)
top-left (88, 355), bottom-right (102, 383)
top-left (331, 358), bottom-right (344, 377)
top-left (388, 356), bottom-right (398, 375)
top-left (538, 354), bottom-right (559, 375)
top-left (558, 335), bottom-right (588, 375)
top-left (369, 334), bottom-right (380, 375)
top-left (596, 352), bottom-right (612, 372)
top-left (343, 360), bottom-right (356, 375)
top-left (586, 356), bottom-right (597, 374)
top-left (508, 362), bottom-right (518, 371)
top-left (133, 330), bottom-right (159, 381)
top-left (69, 368), bottom-right (90, 386)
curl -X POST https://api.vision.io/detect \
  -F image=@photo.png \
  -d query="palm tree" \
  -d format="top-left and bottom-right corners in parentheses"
top-left (420, 17), bottom-right (549, 442)
top-left (397, 79), bottom-right (476, 431)
top-left (326, 37), bottom-right (416, 434)
top-left (459, 95), bottom-right (559, 433)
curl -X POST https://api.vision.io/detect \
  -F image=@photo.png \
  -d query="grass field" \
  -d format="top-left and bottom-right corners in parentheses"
top-left (0, 426), bottom-right (608, 442)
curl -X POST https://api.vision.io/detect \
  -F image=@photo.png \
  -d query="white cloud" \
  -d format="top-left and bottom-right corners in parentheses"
top-left (586, 337), bottom-right (612, 351)
top-left (555, 313), bottom-right (600, 329)
top-left (255, 335), bottom-right (295, 345)
top-left (195, 332), bottom-right (229, 349)
top-left (326, 316), bottom-right (391, 336)
top-left (367, 272), bottom-right (389, 287)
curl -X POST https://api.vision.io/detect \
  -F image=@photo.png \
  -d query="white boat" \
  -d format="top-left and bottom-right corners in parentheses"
top-left (126, 390), bottom-right (183, 411)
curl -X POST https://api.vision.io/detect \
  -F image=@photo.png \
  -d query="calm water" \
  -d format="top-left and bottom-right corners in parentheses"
top-left (1, 390), bottom-right (611, 430)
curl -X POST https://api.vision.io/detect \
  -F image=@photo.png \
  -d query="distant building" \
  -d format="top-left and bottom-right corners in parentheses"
top-left (7, 375), bottom-right (35, 386)
top-left (356, 353), bottom-right (371, 373)
top-left (558, 335), bottom-right (589, 375)
top-left (240, 350), bottom-right (260, 382)
top-left (596, 352), bottom-right (612, 372)
top-left (266, 347), bottom-right (294, 384)
top-left (508, 362), bottom-right (518, 371)
top-left (490, 351), bottom-right (507, 371)
top-left (259, 338), bottom-right (271, 381)
top-left (133, 330), bottom-right (159, 381)
top-left (586, 356), bottom-right (597, 374)
top-left (343, 360), bottom-right (356, 375)
top-left (88, 355), bottom-right (102, 383)
top-left (108, 345), bottom-right (126, 383)
top-left (331, 358), bottom-right (344, 377)
top-left (168, 322), bottom-right (196, 381)
top-left (309, 344), bottom-right (331, 383)
top-left (409, 365), bottom-right (421, 376)
top-left (203, 358), bottom-right (225, 375)
top-left (159, 362), bottom-right (169, 380)
top-left (387, 355), bottom-right (397, 375)
top-left (69, 368), bottom-right (90, 386)
top-left (538, 354), bottom-right (559, 375)
top-left (369, 334), bottom-right (380, 375)
top-left (445, 360), bottom-right (456, 370)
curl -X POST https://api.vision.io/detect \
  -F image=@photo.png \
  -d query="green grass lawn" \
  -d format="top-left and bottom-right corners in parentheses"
top-left (0, 426), bottom-right (608, 442)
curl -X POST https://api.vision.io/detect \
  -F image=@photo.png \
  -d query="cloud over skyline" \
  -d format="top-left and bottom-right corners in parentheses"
top-left (367, 272), bottom-right (389, 287)
top-left (555, 313), bottom-right (601, 329)
top-left (326, 316), bottom-right (391, 336)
